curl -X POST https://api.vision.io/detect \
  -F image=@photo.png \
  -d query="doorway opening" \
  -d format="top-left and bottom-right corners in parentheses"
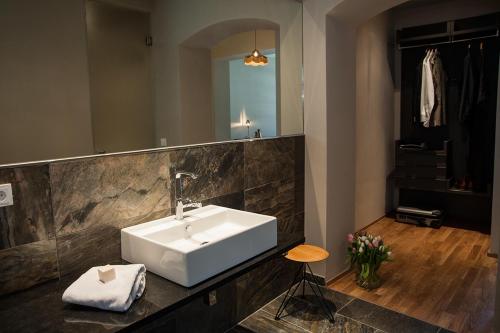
top-left (322, 1), bottom-right (500, 332)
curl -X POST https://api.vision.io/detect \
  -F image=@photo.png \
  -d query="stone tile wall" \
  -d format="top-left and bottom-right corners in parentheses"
top-left (0, 136), bottom-right (304, 298)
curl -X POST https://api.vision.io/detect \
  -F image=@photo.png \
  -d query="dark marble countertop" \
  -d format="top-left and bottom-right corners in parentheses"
top-left (0, 233), bottom-right (304, 333)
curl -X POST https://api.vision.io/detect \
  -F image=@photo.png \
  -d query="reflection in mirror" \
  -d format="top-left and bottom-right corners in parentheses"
top-left (213, 30), bottom-right (277, 141)
top-left (0, 0), bottom-right (303, 166)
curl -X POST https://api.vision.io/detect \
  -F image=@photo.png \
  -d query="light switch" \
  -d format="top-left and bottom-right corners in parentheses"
top-left (0, 184), bottom-right (13, 207)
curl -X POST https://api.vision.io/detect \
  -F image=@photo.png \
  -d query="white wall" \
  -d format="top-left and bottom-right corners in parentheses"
top-left (0, 0), bottom-right (94, 164)
top-left (212, 60), bottom-right (231, 141)
top-left (325, 17), bottom-right (357, 279)
top-left (211, 30), bottom-right (275, 59)
top-left (151, 0), bottom-right (302, 146)
top-left (354, 13), bottom-right (395, 231)
top-left (303, 0), bottom-right (334, 279)
top-left (303, 0), bottom-right (408, 280)
top-left (86, 0), bottom-right (155, 154)
top-left (178, 47), bottom-right (214, 145)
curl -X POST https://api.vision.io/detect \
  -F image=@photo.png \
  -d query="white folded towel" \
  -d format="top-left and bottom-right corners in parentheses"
top-left (62, 264), bottom-right (146, 312)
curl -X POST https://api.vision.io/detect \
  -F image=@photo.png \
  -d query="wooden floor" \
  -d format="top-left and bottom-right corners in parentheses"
top-left (328, 218), bottom-right (497, 333)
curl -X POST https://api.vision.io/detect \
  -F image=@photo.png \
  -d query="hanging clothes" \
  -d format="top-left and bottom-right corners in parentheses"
top-left (469, 43), bottom-right (490, 192)
top-left (458, 48), bottom-right (475, 122)
top-left (412, 61), bottom-right (423, 124)
top-left (420, 50), bottom-right (435, 127)
top-left (477, 44), bottom-right (486, 105)
top-left (430, 53), bottom-right (447, 126)
top-left (419, 49), bottom-right (447, 128)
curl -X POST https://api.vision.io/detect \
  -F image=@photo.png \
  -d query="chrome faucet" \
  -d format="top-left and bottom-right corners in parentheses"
top-left (175, 171), bottom-right (202, 220)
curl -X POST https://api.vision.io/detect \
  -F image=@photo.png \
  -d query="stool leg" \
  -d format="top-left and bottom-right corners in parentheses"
top-left (275, 263), bottom-right (304, 320)
top-left (305, 263), bottom-right (335, 323)
top-left (302, 264), bottom-right (306, 298)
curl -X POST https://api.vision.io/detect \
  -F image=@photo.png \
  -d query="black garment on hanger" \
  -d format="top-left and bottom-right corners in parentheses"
top-left (458, 51), bottom-right (475, 122)
top-left (477, 48), bottom-right (486, 105)
top-left (413, 61), bottom-right (423, 124)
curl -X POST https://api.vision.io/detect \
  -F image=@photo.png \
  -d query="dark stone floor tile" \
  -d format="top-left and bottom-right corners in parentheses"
top-left (264, 284), bottom-right (353, 319)
top-left (263, 294), bottom-right (334, 332)
top-left (308, 285), bottom-right (354, 308)
top-left (238, 309), bottom-right (307, 333)
top-left (329, 314), bottom-right (381, 333)
top-left (227, 325), bottom-right (256, 333)
top-left (259, 292), bottom-right (378, 333)
top-left (338, 298), bottom-right (441, 333)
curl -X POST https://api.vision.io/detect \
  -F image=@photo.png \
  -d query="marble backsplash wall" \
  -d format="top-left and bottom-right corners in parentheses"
top-left (0, 135), bottom-right (304, 296)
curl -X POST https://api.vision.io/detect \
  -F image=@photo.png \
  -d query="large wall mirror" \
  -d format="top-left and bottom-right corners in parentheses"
top-left (0, 0), bottom-right (303, 165)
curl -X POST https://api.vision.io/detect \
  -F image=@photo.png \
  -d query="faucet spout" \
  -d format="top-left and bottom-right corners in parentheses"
top-left (174, 172), bottom-right (202, 220)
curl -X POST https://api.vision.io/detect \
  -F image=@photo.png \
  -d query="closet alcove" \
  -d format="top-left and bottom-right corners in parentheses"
top-left (392, 12), bottom-right (499, 233)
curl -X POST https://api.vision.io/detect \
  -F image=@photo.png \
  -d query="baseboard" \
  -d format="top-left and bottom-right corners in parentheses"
top-left (311, 216), bottom-right (386, 287)
top-left (326, 268), bottom-right (351, 286)
top-left (357, 215), bottom-right (386, 233)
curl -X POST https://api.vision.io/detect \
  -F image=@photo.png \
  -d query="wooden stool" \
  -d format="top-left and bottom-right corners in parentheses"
top-left (275, 244), bottom-right (335, 323)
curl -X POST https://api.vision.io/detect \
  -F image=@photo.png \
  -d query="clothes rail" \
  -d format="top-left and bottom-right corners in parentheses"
top-left (398, 30), bottom-right (499, 50)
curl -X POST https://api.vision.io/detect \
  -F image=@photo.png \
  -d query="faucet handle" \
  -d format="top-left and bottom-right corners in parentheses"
top-left (175, 171), bottom-right (198, 180)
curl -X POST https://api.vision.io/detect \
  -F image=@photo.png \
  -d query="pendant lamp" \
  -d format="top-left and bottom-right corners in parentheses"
top-left (244, 30), bottom-right (268, 66)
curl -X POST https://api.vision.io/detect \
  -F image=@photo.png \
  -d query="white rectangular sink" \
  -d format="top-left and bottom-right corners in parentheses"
top-left (121, 205), bottom-right (277, 287)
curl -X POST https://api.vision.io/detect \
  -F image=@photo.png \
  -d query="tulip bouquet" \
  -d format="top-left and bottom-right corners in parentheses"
top-left (347, 232), bottom-right (391, 289)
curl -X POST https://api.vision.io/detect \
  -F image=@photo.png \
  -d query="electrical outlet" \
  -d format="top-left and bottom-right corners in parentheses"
top-left (160, 137), bottom-right (167, 147)
top-left (0, 184), bottom-right (13, 207)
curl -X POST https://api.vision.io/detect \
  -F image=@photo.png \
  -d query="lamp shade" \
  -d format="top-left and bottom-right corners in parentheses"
top-left (244, 49), bottom-right (268, 66)
top-left (244, 30), bottom-right (268, 66)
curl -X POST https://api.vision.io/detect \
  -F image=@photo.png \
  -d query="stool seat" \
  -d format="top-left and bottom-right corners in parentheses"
top-left (285, 244), bottom-right (329, 263)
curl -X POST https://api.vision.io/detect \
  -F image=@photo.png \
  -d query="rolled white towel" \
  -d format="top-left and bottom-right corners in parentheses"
top-left (62, 264), bottom-right (146, 312)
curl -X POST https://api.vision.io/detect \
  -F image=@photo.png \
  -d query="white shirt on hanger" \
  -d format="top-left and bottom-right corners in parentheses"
top-left (420, 49), bottom-right (435, 127)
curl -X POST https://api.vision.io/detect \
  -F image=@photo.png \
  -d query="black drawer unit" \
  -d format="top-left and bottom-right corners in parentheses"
top-left (392, 165), bottom-right (447, 180)
top-left (392, 140), bottom-right (451, 192)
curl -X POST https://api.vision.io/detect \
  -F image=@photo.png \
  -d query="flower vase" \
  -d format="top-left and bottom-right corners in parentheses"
top-left (356, 262), bottom-right (381, 290)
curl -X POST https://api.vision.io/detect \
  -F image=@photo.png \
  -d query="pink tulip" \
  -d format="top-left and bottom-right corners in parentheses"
top-left (347, 233), bottom-right (354, 243)
top-left (368, 242), bottom-right (374, 249)
top-left (352, 248), bottom-right (356, 253)
top-left (373, 239), bottom-right (379, 247)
